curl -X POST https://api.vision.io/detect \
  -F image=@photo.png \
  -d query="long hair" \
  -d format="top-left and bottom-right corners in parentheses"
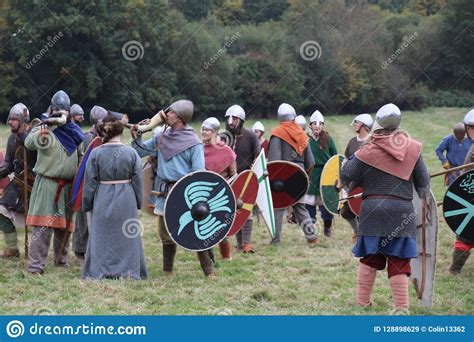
top-left (318, 130), bottom-right (330, 150)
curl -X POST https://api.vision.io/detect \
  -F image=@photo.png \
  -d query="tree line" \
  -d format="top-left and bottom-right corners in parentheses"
top-left (0, 0), bottom-right (472, 122)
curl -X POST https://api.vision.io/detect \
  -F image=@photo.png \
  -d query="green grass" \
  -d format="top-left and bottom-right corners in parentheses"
top-left (0, 107), bottom-right (472, 315)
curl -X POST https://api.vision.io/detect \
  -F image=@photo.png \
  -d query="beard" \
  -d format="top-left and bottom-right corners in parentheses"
top-left (226, 120), bottom-right (243, 135)
top-left (9, 121), bottom-right (20, 133)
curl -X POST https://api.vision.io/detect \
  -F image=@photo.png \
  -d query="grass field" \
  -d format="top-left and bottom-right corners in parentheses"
top-left (0, 107), bottom-right (472, 315)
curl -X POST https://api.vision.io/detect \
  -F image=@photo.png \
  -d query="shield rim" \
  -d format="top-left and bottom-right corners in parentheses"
top-left (410, 189), bottom-right (438, 308)
top-left (164, 170), bottom-right (237, 251)
top-left (348, 186), bottom-right (363, 216)
top-left (227, 170), bottom-right (258, 236)
top-left (320, 154), bottom-right (345, 215)
top-left (442, 170), bottom-right (474, 240)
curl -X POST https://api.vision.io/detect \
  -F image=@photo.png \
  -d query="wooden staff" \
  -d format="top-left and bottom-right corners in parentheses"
top-left (23, 147), bottom-right (29, 259)
top-left (338, 192), bottom-right (363, 202)
top-left (430, 162), bottom-right (474, 178)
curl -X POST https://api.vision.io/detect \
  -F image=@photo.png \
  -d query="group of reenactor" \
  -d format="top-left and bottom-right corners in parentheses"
top-left (0, 90), bottom-right (472, 313)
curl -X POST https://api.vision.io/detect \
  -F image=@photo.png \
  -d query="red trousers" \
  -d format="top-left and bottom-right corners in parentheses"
top-left (360, 254), bottom-right (411, 278)
top-left (454, 239), bottom-right (473, 252)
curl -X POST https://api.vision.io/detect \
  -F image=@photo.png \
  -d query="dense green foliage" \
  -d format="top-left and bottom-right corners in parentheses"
top-left (0, 0), bottom-right (472, 121)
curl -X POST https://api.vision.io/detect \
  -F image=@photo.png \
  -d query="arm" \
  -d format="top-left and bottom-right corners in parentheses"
top-left (130, 135), bottom-right (157, 158)
top-left (77, 142), bottom-right (85, 158)
top-left (267, 136), bottom-right (282, 162)
top-left (24, 126), bottom-right (42, 151)
top-left (251, 131), bottom-right (262, 163)
top-left (344, 140), bottom-right (351, 159)
top-left (435, 136), bottom-right (449, 165)
top-left (228, 160), bottom-right (237, 178)
top-left (82, 150), bottom-right (99, 212)
top-left (131, 150), bottom-right (144, 210)
top-left (304, 145), bottom-right (315, 174)
top-left (413, 155), bottom-right (430, 200)
top-left (340, 156), bottom-right (365, 188)
top-left (190, 144), bottom-right (205, 172)
top-left (464, 144), bottom-right (474, 171)
top-left (0, 135), bottom-right (15, 178)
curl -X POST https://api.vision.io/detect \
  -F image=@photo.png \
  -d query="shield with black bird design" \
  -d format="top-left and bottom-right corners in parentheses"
top-left (164, 171), bottom-right (236, 251)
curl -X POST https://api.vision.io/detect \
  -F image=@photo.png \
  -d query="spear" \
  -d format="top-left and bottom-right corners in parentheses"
top-left (430, 162), bottom-right (474, 178)
top-left (23, 141), bottom-right (29, 259)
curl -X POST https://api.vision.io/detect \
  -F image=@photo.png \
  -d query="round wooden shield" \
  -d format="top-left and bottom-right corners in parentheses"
top-left (267, 161), bottom-right (309, 209)
top-left (0, 150), bottom-right (10, 192)
top-left (443, 170), bottom-right (474, 242)
top-left (164, 171), bottom-right (236, 251)
top-left (227, 170), bottom-right (258, 237)
top-left (348, 186), bottom-right (363, 216)
top-left (320, 154), bottom-right (345, 215)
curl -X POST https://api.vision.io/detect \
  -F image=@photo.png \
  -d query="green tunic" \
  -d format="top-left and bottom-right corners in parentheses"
top-left (307, 133), bottom-right (338, 196)
top-left (24, 126), bottom-right (79, 230)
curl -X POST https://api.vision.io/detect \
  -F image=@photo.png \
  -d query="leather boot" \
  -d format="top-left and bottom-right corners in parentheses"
top-left (449, 249), bottom-right (470, 275)
top-left (1, 232), bottom-right (19, 258)
top-left (162, 244), bottom-right (177, 273)
top-left (197, 251), bottom-right (215, 277)
top-left (219, 240), bottom-right (232, 260)
top-left (324, 220), bottom-right (332, 237)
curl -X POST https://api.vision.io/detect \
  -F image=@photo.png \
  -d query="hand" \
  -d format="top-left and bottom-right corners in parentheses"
top-left (138, 118), bottom-right (150, 126)
top-left (130, 125), bottom-right (139, 140)
top-left (442, 161), bottom-right (450, 170)
top-left (0, 165), bottom-right (10, 179)
top-left (30, 118), bottom-right (42, 127)
top-left (39, 126), bottom-right (49, 138)
top-left (336, 179), bottom-right (343, 191)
